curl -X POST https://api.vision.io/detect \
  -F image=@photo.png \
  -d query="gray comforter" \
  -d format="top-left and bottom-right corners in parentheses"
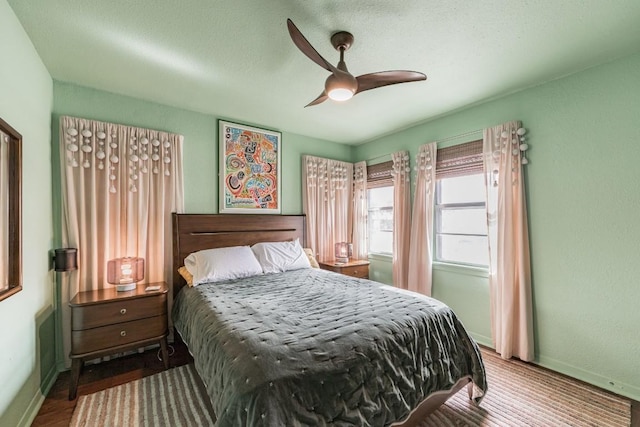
top-left (173, 268), bottom-right (486, 426)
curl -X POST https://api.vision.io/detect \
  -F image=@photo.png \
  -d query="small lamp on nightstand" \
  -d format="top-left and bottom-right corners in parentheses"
top-left (335, 242), bottom-right (353, 263)
top-left (107, 257), bottom-right (144, 291)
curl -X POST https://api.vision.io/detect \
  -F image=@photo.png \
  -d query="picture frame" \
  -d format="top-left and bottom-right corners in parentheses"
top-left (219, 120), bottom-right (281, 214)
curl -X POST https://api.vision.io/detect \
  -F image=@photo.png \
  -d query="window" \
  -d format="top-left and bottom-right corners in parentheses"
top-left (368, 186), bottom-right (393, 255)
top-left (366, 160), bottom-right (394, 255)
top-left (433, 139), bottom-right (488, 268)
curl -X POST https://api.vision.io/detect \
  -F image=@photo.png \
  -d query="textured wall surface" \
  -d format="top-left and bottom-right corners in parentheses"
top-left (52, 81), bottom-right (352, 215)
top-left (0, 1), bottom-right (54, 426)
top-left (354, 52), bottom-right (640, 401)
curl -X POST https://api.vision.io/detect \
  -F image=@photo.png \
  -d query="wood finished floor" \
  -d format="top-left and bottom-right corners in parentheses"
top-left (32, 340), bottom-right (639, 427)
top-left (31, 339), bottom-right (193, 427)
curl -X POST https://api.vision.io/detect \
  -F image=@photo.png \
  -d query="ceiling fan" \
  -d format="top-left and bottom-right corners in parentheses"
top-left (286, 19), bottom-right (427, 107)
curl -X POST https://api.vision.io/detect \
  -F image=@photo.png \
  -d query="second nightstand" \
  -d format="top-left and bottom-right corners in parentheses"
top-left (68, 282), bottom-right (169, 400)
top-left (319, 259), bottom-right (370, 279)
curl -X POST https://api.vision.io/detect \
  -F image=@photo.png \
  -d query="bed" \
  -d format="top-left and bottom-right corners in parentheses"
top-left (171, 213), bottom-right (486, 426)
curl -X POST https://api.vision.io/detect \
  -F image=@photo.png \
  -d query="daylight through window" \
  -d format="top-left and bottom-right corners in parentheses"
top-left (368, 186), bottom-right (393, 255)
top-left (435, 173), bottom-right (488, 267)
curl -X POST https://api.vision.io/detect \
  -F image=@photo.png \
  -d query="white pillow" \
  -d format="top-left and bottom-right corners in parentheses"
top-left (184, 246), bottom-right (263, 286)
top-left (251, 239), bottom-right (311, 274)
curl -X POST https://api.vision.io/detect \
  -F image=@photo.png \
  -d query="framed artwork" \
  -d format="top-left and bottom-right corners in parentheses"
top-left (219, 120), bottom-right (281, 214)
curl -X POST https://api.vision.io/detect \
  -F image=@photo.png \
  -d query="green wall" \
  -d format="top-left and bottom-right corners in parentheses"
top-left (0, 1), bottom-right (55, 426)
top-left (53, 81), bottom-right (352, 215)
top-left (51, 80), bottom-right (352, 369)
top-left (354, 52), bottom-right (640, 401)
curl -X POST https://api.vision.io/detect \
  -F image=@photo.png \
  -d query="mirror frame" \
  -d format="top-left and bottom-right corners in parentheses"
top-left (0, 117), bottom-right (22, 302)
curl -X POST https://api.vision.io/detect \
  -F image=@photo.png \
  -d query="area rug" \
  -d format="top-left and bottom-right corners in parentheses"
top-left (420, 349), bottom-right (631, 426)
top-left (70, 364), bottom-right (215, 427)
top-left (71, 350), bottom-right (631, 426)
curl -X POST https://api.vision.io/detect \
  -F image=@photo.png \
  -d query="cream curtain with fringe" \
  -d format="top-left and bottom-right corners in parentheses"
top-left (352, 161), bottom-right (368, 260)
top-left (407, 143), bottom-right (437, 295)
top-left (302, 155), bottom-right (353, 262)
top-left (59, 116), bottom-right (184, 367)
top-left (483, 121), bottom-right (534, 361)
top-left (391, 151), bottom-right (411, 289)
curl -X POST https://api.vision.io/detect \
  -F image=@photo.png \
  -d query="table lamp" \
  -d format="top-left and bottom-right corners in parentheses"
top-left (107, 257), bottom-right (144, 291)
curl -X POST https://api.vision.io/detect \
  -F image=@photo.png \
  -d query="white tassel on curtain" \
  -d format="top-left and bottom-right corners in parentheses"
top-left (352, 161), bottom-right (368, 260)
top-left (407, 143), bottom-right (437, 295)
top-left (59, 116), bottom-right (184, 367)
top-left (391, 151), bottom-right (411, 289)
top-left (302, 155), bottom-right (353, 262)
top-left (483, 121), bottom-right (534, 361)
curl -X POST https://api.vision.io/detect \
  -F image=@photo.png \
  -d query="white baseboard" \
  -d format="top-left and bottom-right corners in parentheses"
top-left (468, 332), bottom-right (493, 348)
top-left (536, 353), bottom-right (640, 402)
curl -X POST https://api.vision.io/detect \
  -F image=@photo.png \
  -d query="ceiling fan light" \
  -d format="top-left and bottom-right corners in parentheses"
top-left (328, 87), bottom-right (354, 101)
top-left (325, 72), bottom-right (357, 102)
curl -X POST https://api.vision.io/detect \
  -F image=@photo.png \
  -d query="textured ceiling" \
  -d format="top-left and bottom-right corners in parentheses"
top-left (8, 0), bottom-right (640, 144)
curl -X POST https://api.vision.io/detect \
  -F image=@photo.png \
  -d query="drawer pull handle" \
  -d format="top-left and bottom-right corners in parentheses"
top-left (120, 330), bottom-right (127, 337)
top-left (120, 308), bottom-right (127, 315)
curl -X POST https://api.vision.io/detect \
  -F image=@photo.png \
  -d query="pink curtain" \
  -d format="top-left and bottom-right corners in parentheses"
top-left (483, 121), bottom-right (534, 361)
top-left (407, 143), bottom-right (437, 295)
top-left (302, 155), bottom-right (353, 262)
top-left (391, 151), bottom-right (411, 288)
top-left (352, 161), bottom-right (368, 260)
top-left (59, 116), bottom-right (184, 366)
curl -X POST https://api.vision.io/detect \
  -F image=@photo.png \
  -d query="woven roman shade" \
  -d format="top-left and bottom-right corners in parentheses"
top-left (436, 139), bottom-right (483, 179)
top-left (367, 160), bottom-right (393, 188)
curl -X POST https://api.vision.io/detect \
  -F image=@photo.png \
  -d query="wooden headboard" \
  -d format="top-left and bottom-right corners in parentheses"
top-left (172, 213), bottom-right (306, 295)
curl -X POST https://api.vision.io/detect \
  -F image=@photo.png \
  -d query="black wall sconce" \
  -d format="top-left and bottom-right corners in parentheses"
top-left (53, 248), bottom-right (78, 272)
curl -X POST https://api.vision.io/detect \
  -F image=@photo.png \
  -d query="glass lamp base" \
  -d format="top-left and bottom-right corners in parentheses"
top-left (116, 283), bottom-right (137, 292)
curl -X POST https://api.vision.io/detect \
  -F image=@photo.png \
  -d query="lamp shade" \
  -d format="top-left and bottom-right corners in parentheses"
top-left (335, 242), bottom-right (352, 263)
top-left (107, 257), bottom-right (145, 291)
top-left (54, 248), bottom-right (78, 272)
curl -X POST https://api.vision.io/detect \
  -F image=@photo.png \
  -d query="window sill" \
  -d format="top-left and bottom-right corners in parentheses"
top-left (432, 262), bottom-right (489, 278)
top-left (368, 253), bottom-right (393, 262)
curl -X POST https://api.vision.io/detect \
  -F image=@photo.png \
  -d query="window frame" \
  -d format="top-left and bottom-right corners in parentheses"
top-left (434, 172), bottom-right (489, 269)
top-left (432, 140), bottom-right (490, 270)
top-left (367, 185), bottom-right (394, 257)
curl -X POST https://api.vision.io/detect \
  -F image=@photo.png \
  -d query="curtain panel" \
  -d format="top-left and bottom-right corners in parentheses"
top-left (391, 151), bottom-right (411, 289)
top-left (302, 155), bottom-right (353, 262)
top-left (59, 116), bottom-right (184, 367)
top-left (352, 161), bottom-right (368, 260)
top-left (407, 143), bottom-right (437, 295)
top-left (483, 121), bottom-right (534, 361)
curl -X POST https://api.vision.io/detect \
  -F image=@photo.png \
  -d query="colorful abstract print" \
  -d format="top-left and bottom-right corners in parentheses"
top-left (223, 125), bottom-right (279, 210)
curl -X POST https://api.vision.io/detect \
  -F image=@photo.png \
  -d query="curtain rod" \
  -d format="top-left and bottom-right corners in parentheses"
top-left (366, 128), bottom-right (483, 164)
top-left (366, 153), bottom-right (391, 164)
top-left (433, 128), bottom-right (483, 145)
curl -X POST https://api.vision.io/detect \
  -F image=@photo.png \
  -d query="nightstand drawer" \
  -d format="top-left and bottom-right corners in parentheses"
top-left (72, 293), bottom-right (167, 330)
top-left (71, 314), bottom-right (167, 355)
top-left (343, 266), bottom-right (368, 279)
top-left (319, 261), bottom-right (369, 279)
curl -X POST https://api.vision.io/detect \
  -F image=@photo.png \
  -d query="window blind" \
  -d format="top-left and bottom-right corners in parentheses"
top-left (366, 160), bottom-right (393, 188)
top-left (436, 139), bottom-right (483, 179)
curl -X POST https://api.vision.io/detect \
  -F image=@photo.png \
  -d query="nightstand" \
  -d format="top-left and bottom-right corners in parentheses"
top-left (68, 282), bottom-right (169, 400)
top-left (319, 260), bottom-right (370, 279)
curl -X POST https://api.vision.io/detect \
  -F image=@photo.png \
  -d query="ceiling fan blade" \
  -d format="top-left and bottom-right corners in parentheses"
top-left (287, 19), bottom-right (336, 73)
top-left (355, 71), bottom-right (426, 94)
top-left (305, 91), bottom-right (328, 107)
